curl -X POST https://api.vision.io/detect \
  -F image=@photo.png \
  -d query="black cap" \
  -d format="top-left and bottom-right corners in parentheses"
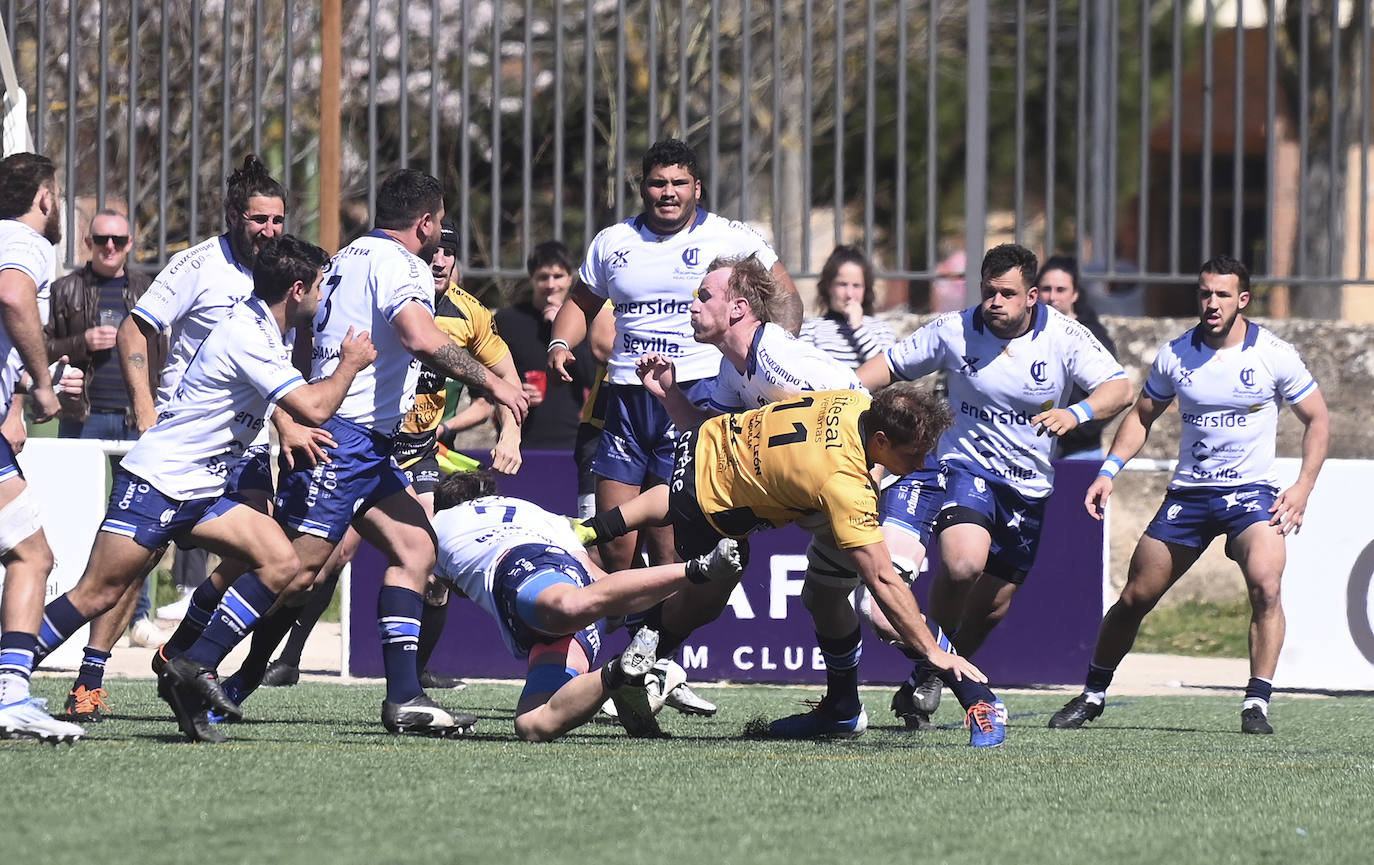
top-left (439, 217), bottom-right (458, 253)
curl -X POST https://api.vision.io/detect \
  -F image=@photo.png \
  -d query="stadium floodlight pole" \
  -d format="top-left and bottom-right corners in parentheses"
top-left (964, 0), bottom-right (989, 307)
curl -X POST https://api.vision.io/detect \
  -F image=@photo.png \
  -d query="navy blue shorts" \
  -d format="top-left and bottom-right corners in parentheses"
top-left (591, 379), bottom-right (714, 485)
top-left (99, 468), bottom-right (240, 550)
top-left (934, 462), bottom-right (1046, 584)
top-left (1144, 483), bottom-right (1278, 554)
top-left (880, 468), bottom-right (943, 548)
top-left (402, 452), bottom-right (442, 496)
top-left (225, 444), bottom-right (274, 500)
top-left (0, 433), bottom-right (21, 483)
top-left (492, 543), bottom-right (604, 665)
top-left (275, 416), bottom-right (411, 542)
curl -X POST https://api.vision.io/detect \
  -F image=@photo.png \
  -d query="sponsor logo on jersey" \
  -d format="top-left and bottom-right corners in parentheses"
top-left (1180, 411), bottom-right (1249, 428)
top-left (612, 298), bottom-right (693, 316)
top-left (959, 400), bottom-right (1036, 426)
top-left (959, 355), bottom-right (979, 376)
top-left (609, 249), bottom-right (630, 269)
top-left (1178, 367), bottom-right (1195, 387)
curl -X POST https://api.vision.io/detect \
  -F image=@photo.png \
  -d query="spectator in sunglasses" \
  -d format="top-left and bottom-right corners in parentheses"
top-left (44, 207), bottom-right (170, 659)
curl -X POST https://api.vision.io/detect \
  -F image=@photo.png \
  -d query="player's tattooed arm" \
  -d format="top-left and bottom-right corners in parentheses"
top-left (425, 341), bottom-right (488, 388)
top-left (394, 302), bottom-right (529, 423)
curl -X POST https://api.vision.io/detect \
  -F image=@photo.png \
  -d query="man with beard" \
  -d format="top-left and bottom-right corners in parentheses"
top-left (1050, 256), bottom-right (1329, 735)
top-left (59, 155), bottom-right (300, 722)
top-left (265, 169), bottom-right (529, 736)
top-left (547, 139), bottom-right (801, 574)
top-left (232, 216), bottom-right (522, 698)
top-left (858, 243), bottom-right (1132, 728)
top-left (0, 152), bottom-right (84, 742)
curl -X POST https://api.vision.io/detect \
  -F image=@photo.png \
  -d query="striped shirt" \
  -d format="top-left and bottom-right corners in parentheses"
top-left (798, 313), bottom-right (896, 370)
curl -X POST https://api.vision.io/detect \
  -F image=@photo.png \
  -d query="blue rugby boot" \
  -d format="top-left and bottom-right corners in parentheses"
top-left (765, 697), bottom-right (868, 740)
top-left (964, 699), bottom-right (1007, 748)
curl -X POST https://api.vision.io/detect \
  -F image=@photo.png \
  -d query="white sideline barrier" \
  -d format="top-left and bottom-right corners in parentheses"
top-left (0, 439), bottom-right (110, 669)
top-left (1270, 458), bottom-right (1374, 690)
top-left (1117, 457), bottom-right (1374, 691)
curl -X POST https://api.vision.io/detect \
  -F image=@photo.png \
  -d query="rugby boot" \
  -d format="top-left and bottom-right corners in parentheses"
top-left (965, 700), bottom-right (1007, 748)
top-left (1048, 693), bottom-right (1104, 729)
top-left (62, 685), bottom-right (110, 723)
top-left (381, 694), bottom-right (477, 737)
top-left (765, 697), bottom-right (868, 739)
top-left (0, 698), bottom-right (84, 744)
top-left (1241, 706), bottom-right (1274, 735)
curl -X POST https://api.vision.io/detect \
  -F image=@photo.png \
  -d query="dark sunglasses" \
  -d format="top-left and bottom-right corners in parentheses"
top-left (91, 234), bottom-right (129, 249)
top-left (245, 214), bottom-right (286, 226)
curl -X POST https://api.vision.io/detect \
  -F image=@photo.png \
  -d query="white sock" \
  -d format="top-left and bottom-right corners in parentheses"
top-left (1242, 697), bottom-right (1268, 714)
top-left (1083, 690), bottom-right (1106, 705)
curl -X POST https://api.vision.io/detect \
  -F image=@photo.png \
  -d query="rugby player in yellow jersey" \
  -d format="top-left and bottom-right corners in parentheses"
top-left (581, 384), bottom-right (1007, 745)
top-left (205, 219), bottom-right (525, 700)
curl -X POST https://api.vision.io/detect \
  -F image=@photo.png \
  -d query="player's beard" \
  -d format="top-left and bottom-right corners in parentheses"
top-left (42, 203), bottom-right (61, 245)
top-left (229, 218), bottom-right (261, 269)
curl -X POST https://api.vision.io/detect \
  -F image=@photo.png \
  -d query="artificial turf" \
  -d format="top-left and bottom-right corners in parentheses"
top-left (7, 678), bottom-right (1370, 865)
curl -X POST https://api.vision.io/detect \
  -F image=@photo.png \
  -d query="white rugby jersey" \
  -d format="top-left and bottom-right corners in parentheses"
top-left (579, 208), bottom-right (780, 384)
top-left (0, 219), bottom-right (55, 404)
top-left (885, 303), bottom-right (1126, 499)
top-left (121, 297), bottom-right (304, 500)
top-left (312, 231), bottom-right (432, 434)
top-left (1144, 322), bottom-right (1317, 489)
top-left (707, 322), bottom-right (864, 413)
top-left (132, 235), bottom-right (254, 406)
top-left (432, 495), bottom-right (586, 659)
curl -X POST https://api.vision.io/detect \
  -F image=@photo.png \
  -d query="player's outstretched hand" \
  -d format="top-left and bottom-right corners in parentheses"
top-left (339, 327), bottom-right (377, 371)
top-left (488, 376), bottom-right (530, 425)
top-left (1031, 406), bottom-right (1078, 438)
top-left (925, 648), bottom-right (987, 683)
top-left (547, 344), bottom-right (575, 383)
top-left (1084, 475), bottom-right (1113, 520)
top-left (1269, 482), bottom-right (1313, 536)
top-left (635, 353), bottom-right (677, 400)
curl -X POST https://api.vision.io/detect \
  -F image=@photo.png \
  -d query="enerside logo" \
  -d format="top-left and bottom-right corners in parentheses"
top-left (1030, 360), bottom-right (1048, 383)
top-left (682, 247), bottom-right (700, 267)
top-left (609, 249), bottom-right (630, 269)
top-left (1178, 367), bottom-right (1194, 387)
top-left (1239, 367), bottom-right (1256, 388)
top-left (959, 355), bottom-right (980, 376)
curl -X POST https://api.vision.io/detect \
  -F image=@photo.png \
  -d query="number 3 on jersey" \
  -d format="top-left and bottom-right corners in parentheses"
top-left (316, 273), bottom-right (342, 332)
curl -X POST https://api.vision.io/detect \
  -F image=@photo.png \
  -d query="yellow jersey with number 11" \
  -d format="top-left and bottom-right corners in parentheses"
top-left (691, 390), bottom-right (882, 550)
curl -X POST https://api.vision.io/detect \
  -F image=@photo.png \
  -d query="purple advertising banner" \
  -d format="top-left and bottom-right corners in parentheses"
top-left (349, 452), bottom-right (1105, 685)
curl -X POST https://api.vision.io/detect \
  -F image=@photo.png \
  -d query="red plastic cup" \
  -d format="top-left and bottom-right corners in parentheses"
top-left (524, 369), bottom-right (547, 400)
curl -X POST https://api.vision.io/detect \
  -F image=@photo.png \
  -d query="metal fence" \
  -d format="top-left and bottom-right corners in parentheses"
top-left (3, 0), bottom-right (1371, 316)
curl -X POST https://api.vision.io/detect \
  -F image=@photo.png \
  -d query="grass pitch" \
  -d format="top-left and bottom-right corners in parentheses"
top-left (7, 678), bottom-right (1370, 865)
